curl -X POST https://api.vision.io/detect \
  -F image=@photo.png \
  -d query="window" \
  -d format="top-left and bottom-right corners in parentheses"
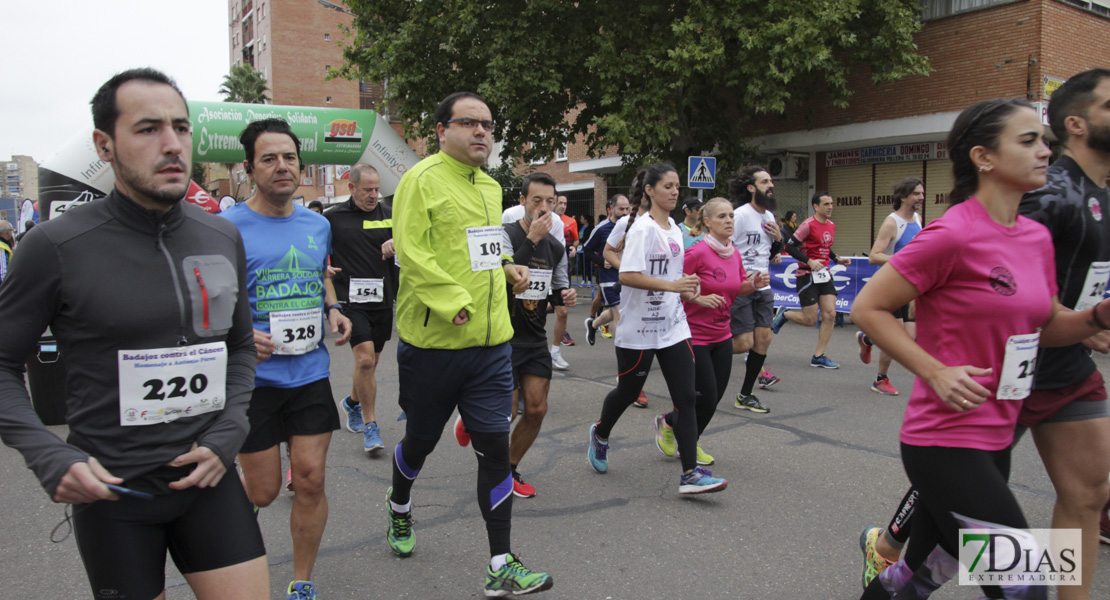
top-left (555, 146), bottom-right (568, 162)
top-left (325, 65), bottom-right (331, 73)
top-left (326, 96), bottom-right (332, 104)
top-left (918, 0), bottom-right (1019, 20)
top-left (324, 33), bottom-right (331, 41)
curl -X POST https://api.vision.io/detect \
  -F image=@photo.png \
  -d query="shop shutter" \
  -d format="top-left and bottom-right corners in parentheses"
top-left (826, 165), bottom-right (873, 256)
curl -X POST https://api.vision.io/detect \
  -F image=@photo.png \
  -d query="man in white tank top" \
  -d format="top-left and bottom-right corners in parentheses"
top-left (861, 178), bottom-right (925, 396)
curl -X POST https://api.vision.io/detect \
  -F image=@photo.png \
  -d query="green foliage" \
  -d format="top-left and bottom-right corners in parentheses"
top-left (190, 161), bottom-right (207, 185)
top-left (337, 0), bottom-right (929, 171)
top-left (218, 64), bottom-right (271, 104)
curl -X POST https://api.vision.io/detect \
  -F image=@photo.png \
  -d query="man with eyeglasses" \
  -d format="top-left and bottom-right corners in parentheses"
top-left (388, 91), bottom-right (554, 597)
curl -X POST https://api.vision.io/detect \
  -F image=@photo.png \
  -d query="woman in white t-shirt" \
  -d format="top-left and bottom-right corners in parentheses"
top-left (586, 162), bottom-right (728, 495)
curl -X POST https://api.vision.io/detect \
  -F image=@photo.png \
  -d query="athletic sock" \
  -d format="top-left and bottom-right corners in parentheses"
top-left (390, 499), bottom-right (411, 514)
top-left (490, 553), bottom-right (509, 571)
top-left (877, 373), bottom-right (888, 382)
top-left (551, 344), bottom-right (559, 353)
top-left (741, 351), bottom-right (767, 396)
top-left (346, 396), bottom-right (359, 408)
top-left (863, 335), bottom-right (873, 346)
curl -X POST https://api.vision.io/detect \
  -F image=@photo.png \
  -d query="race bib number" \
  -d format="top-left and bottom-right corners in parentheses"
top-left (349, 278), bottom-right (384, 303)
top-left (118, 342), bottom-right (228, 426)
top-left (1073, 261), bottom-right (1110, 311)
top-left (270, 307), bottom-right (323, 355)
top-left (516, 268), bottom-right (552, 300)
top-left (467, 226), bottom-right (503, 271)
top-left (812, 268), bottom-right (832, 284)
top-left (997, 332), bottom-right (1040, 401)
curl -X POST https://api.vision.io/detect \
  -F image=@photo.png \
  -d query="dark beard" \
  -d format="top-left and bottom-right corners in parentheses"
top-left (115, 156), bottom-right (188, 207)
top-left (1088, 122), bottom-right (1110, 154)
top-left (753, 188), bottom-right (777, 212)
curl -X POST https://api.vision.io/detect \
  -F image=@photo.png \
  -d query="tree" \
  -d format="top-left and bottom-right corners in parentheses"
top-left (218, 64), bottom-right (271, 104)
top-left (190, 160), bottom-right (207, 186)
top-left (338, 0), bottom-right (929, 177)
top-left (217, 64), bottom-right (271, 198)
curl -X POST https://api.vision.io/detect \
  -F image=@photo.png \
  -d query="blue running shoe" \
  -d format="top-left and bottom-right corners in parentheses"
top-left (588, 423), bottom-right (609, 473)
top-left (287, 580), bottom-right (317, 600)
top-left (342, 395), bottom-right (364, 432)
top-left (810, 354), bottom-right (840, 369)
top-left (771, 306), bottom-right (787, 334)
top-left (364, 421), bottom-right (384, 453)
top-left (679, 467), bottom-right (727, 495)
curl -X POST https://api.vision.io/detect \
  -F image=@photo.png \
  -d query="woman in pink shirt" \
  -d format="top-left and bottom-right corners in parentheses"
top-left (654, 198), bottom-right (767, 465)
top-left (854, 99), bottom-right (1110, 600)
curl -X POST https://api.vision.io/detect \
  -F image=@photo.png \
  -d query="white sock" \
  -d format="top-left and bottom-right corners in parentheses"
top-left (390, 499), bottom-right (411, 514)
top-left (551, 344), bottom-right (559, 353)
top-left (490, 553), bottom-right (510, 571)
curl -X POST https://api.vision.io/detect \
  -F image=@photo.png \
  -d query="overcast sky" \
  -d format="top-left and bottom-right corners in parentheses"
top-left (0, 0), bottom-right (230, 163)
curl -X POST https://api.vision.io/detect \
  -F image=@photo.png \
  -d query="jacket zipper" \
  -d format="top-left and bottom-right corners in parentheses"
top-left (157, 223), bottom-right (189, 346)
top-left (475, 171), bottom-right (493, 347)
top-left (194, 267), bottom-right (210, 330)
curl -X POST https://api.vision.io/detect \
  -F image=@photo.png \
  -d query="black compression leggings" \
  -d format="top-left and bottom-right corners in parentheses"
top-left (861, 444), bottom-right (1043, 600)
top-left (664, 338), bottom-right (732, 438)
top-left (596, 340), bottom-right (698, 471)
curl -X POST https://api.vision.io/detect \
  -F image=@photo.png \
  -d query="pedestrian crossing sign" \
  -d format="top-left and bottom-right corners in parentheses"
top-left (687, 156), bottom-right (716, 189)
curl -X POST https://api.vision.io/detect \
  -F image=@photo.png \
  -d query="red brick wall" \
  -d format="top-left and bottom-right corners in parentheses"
top-left (269, 0), bottom-right (359, 109)
top-left (1038, 1), bottom-right (1110, 89)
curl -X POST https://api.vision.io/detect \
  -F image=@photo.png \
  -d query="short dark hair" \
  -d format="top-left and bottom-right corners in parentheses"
top-left (349, 164), bottom-right (378, 185)
top-left (892, 177), bottom-right (924, 210)
top-left (1048, 69), bottom-right (1110, 144)
top-left (308, 200), bottom-right (324, 210)
top-left (90, 68), bottom-right (187, 138)
top-left (811, 191), bottom-right (831, 207)
top-left (728, 165), bottom-right (767, 207)
top-left (520, 172), bottom-right (558, 198)
top-left (239, 118), bottom-right (302, 166)
top-left (434, 92), bottom-right (488, 126)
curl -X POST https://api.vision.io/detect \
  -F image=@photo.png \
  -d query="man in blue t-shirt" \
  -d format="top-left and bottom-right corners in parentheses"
top-left (582, 194), bottom-right (630, 345)
top-left (222, 119), bottom-right (351, 600)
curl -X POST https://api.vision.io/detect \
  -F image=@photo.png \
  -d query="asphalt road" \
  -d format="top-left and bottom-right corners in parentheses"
top-left (2, 297), bottom-right (1108, 599)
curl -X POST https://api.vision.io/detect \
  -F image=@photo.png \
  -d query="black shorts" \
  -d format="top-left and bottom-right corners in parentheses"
top-left (511, 344), bottom-right (553, 389)
top-left (730, 288), bottom-right (775, 335)
top-left (344, 305), bottom-right (393, 353)
top-left (892, 304), bottom-right (910, 321)
top-left (795, 273), bottom-right (837, 307)
top-left (241, 377), bottom-right (340, 453)
top-left (397, 340), bottom-right (513, 437)
top-left (73, 472), bottom-right (265, 600)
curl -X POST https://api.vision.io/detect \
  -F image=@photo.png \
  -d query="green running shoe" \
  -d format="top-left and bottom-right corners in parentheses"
top-left (859, 526), bottom-right (894, 589)
top-left (653, 415), bottom-right (676, 457)
top-left (386, 487), bottom-right (414, 557)
top-left (484, 554), bottom-right (554, 597)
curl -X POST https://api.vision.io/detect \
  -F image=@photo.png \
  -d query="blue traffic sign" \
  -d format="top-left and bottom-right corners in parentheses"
top-left (687, 156), bottom-right (716, 189)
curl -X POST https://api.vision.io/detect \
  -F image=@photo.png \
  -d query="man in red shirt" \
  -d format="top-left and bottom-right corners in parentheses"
top-left (772, 192), bottom-right (850, 368)
top-left (553, 195), bottom-right (578, 347)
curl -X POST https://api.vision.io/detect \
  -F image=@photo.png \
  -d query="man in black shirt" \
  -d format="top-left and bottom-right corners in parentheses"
top-left (326, 164), bottom-right (397, 453)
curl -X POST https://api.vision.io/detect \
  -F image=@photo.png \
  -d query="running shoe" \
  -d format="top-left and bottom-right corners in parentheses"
top-left (679, 467), bottom-right (727, 494)
top-left (857, 331), bottom-right (872, 364)
top-left (285, 466), bottom-right (293, 492)
top-left (454, 415), bottom-right (471, 447)
top-left (484, 554), bottom-right (554, 597)
top-left (871, 377), bottom-right (899, 396)
top-left (342, 395), bottom-right (364, 432)
top-left (633, 390), bottom-right (648, 408)
top-left (551, 348), bottom-right (569, 370)
top-left (386, 487), bottom-right (414, 557)
top-left (676, 444), bottom-right (715, 466)
top-left (588, 423), bottom-right (609, 473)
top-left (735, 393), bottom-right (770, 414)
top-left (810, 354), bottom-right (839, 369)
top-left (584, 317), bottom-right (598, 346)
top-left (287, 581), bottom-right (317, 600)
top-left (561, 332), bottom-right (575, 346)
top-left (511, 471), bottom-right (536, 498)
top-left (770, 306), bottom-right (787, 334)
top-left (758, 369), bottom-right (780, 389)
top-left (600, 324), bottom-right (612, 338)
top-left (364, 421), bottom-right (384, 453)
top-left (859, 527), bottom-right (895, 589)
top-left (654, 415), bottom-right (676, 457)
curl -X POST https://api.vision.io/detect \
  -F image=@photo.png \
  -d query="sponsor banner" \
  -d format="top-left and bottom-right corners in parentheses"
top-left (826, 142), bottom-right (946, 168)
top-left (769, 258), bottom-right (878, 312)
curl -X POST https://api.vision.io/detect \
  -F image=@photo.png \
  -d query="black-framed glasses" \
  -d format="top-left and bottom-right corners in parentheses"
top-left (444, 117), bottom-right (495, 131)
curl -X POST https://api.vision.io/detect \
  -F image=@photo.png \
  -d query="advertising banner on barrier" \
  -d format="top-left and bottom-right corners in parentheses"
top-left (768, 258), bottom-right (878, 313)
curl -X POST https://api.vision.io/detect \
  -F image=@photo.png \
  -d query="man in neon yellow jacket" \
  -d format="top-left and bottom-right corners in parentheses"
top-left (386, 91), bottom-right (554, 598)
